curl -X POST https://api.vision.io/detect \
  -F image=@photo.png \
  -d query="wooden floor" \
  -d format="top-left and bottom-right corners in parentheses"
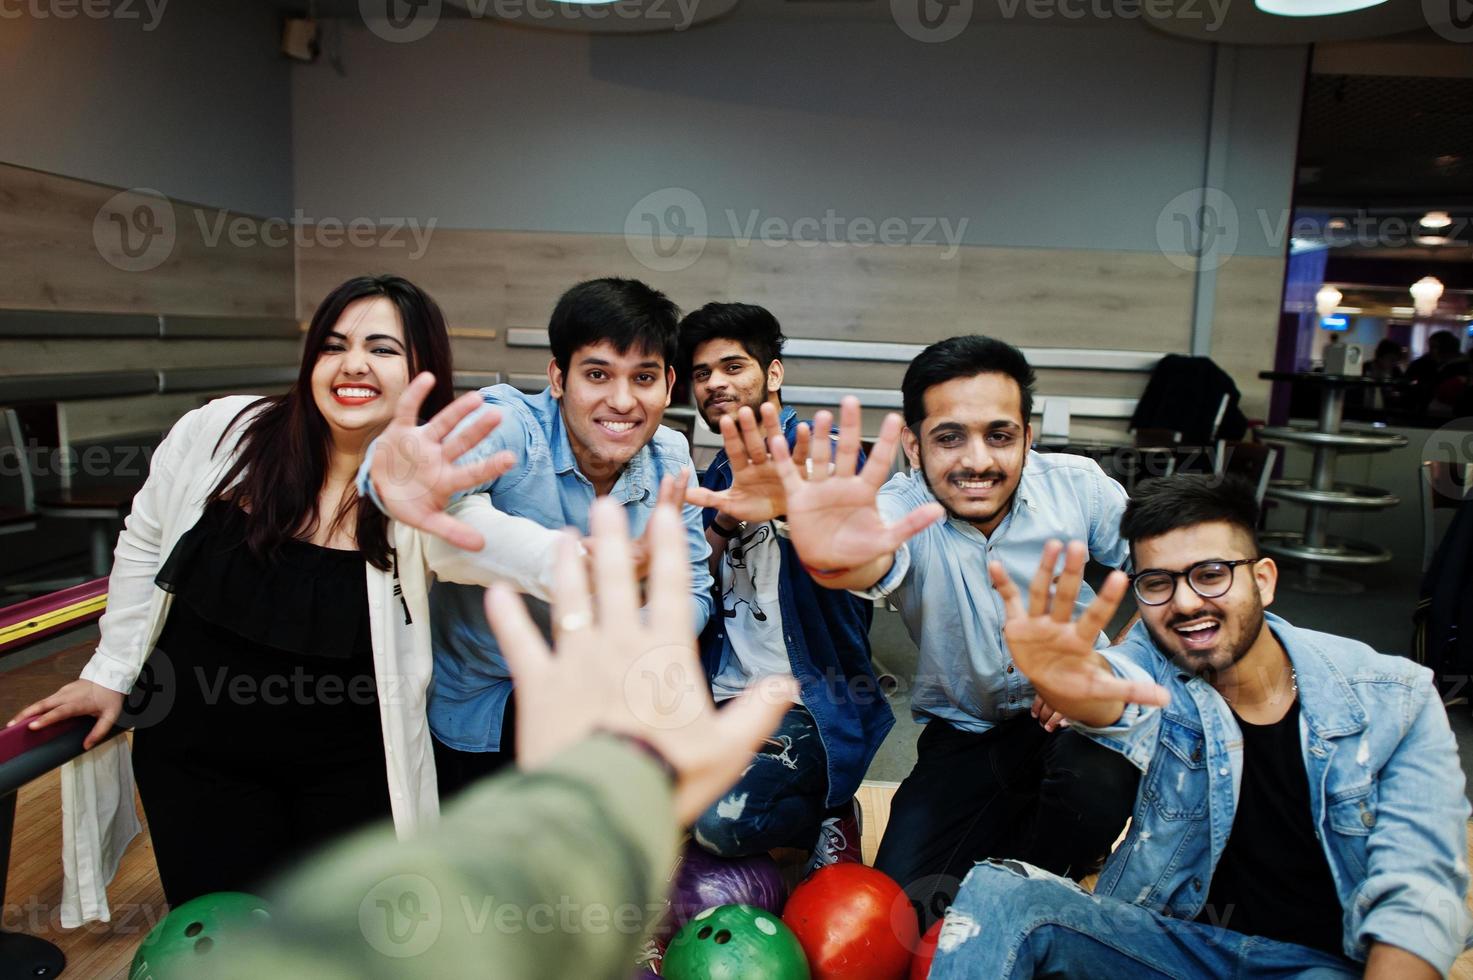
top-left (10, 774), bottom-right (1473, 978)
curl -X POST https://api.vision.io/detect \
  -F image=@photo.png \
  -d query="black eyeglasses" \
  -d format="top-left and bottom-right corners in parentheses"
top-left (1129, 559), bottom-right (1259, 606)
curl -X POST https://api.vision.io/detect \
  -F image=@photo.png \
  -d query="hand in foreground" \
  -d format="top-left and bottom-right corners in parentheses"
top-left (683, 403), bottom-right (807, 523)
top-left (1031, 695), bottom-right (1070, 732)
top-left (8, 679), bottom-right (126, 750)
top-left (768, 396), bottom-right (943, 573)
top-left (369, 372), bottom-right (519, 551)
top-left (582, 472), bottom-right (687, 582)
top-left (990, 540), bottom-right (1170, 718)
top-left (487, 497), bottom-right (795, 824)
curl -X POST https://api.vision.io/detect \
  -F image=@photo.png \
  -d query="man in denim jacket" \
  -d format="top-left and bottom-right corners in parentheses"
top-left (676, 303), bottom-right (894, 872)
top-left (934, 474), bottom-right (1471, 979)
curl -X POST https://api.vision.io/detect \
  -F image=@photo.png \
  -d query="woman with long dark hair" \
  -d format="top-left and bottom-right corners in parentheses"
top-left (11, 275), bottom-right (529, 905)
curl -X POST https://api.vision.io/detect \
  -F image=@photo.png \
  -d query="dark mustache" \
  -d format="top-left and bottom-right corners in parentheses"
top-left (949, 470), bottom-right (1007, 483)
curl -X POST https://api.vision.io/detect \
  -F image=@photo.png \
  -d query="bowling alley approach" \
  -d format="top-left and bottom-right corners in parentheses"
top-left (1, 2), bottom-right (1471, 978)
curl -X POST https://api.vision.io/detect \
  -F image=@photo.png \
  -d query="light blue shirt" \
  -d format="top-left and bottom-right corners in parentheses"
top-left (1081, 612), bottom-right (1472, 973)
top-left (397, 385), bottom-right (713, 753)
top-left (863, 451), bottom-right (1129, 732)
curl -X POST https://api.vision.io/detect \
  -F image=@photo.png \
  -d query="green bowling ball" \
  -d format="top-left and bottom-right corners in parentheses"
top-left (662, 903), bottom-right (811, 980)
top-left (129, 891), bottom-right (272, 980)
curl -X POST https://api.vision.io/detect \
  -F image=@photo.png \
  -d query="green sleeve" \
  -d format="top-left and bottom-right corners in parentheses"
top-left (222, 734), bottom-right (679, 980)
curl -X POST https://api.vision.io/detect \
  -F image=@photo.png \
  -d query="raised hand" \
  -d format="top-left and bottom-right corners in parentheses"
top-left (684, 403), bottom-right (807, 524)
top-left (369, 373), bottom-right (519, 552)
top-left (488, 497), bottom-right (794, 825)
top-left (990, 540), bottom-right (1170, 723)
top-left (582, 471), bottom-right (687, 582)
top-left (768, 397), bottom-right (943, 576)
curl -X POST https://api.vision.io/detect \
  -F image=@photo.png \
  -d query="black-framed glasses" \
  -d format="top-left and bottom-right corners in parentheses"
top-left (1129, 559), bottom-right (1259, 606)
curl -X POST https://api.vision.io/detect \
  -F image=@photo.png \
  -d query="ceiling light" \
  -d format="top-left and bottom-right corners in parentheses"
top-left (1255, 0), bottom-right (1388, 15)
top-left (1420, 211), bottom-right (1452, 229)
top-left (1326, 218), bottom-right (1349, 231)
top-left (1391, 306), bottom-right (1417, 316)
top-left (1410, 276), bottom-right (1444, 317)
top-left (1414, 235), bottom-right (1450, 247)
top-left (1316, 284), bottom-right (1343, 318)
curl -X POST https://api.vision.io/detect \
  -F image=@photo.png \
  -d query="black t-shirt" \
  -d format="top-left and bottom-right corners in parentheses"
top-left (1194, 699), bottom-right (1346, 958)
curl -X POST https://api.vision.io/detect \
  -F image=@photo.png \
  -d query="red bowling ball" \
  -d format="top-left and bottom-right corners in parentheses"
top-left (782, 864), bottom-right (918, 980)
top-left (910, 920), bottom-right (942, 980)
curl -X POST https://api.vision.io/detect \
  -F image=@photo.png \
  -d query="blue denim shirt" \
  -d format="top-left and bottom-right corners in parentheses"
top-left (863, 453), bottom-right (1129, 732)
top-left (417, 385), bottom-right (713, 752)
top-left (1082, 612), bottom-right (1473, 973)
top-left (698, 407), bottom-right (893, 808)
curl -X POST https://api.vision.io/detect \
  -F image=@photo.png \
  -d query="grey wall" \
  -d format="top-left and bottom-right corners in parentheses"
top-left (291, 16), bottom-right (1306, 257)
top-left (0, 0), bottom-right (294, 217)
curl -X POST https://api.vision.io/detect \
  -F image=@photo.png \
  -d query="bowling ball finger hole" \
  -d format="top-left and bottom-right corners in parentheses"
top-left (697, 926), bottom-right (712, 940)
top-left (184, 922), bottom-right (204, 937)
top-left (194, 937), bottom-right (215, 954)
top-left (714, 930), bottom-right (732, 945)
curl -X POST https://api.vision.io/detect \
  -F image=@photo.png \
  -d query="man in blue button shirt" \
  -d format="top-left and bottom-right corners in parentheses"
top-left (361, 278), bottom-right (713, 797)
top-left (936, 474), bottom-right (1470, 980)
top-left (676, 303), bottom-right (894, 873)
top-left (767, 335), bottom-right (1141, 926)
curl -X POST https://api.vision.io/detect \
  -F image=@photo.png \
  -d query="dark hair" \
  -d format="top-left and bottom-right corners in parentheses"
top-left (208, 275), bottom-right (455, 570)
top-left (1373, 339), bottom-right (1403, 361)
top-left (676, 303), bottom-right (786, 383)
top-left (1120, 474), bottom-right (1260, 554)
top-left (901, 335), bottom-right (1035, 428)
top-left (1428, 330), bottom-right (1461, 357)
top-left (547, 278), bottom-right (679, 375)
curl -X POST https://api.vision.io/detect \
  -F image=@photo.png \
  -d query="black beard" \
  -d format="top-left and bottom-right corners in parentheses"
top-left (915, 456), bottom-right (1023, 530)
top-left (701, 383), bottom-right (770, 434)
top-left (1147, 597), bottom-right (1267, 682)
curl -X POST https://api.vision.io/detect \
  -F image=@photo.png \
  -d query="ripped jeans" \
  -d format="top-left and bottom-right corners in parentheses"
top-left (691, 705), bottom-right (830, 857)
top-left (931, 860), bottom-right (1361, 979)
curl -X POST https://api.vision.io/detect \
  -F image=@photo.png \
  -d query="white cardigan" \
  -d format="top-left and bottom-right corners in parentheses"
top-left (67, 396), bottom-right (565, 913)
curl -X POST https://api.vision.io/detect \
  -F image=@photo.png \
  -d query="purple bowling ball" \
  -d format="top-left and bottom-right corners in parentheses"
top-left (654, 843), bottom-right (788, 945)
top-left (632, 971), bottom-right (661, 979)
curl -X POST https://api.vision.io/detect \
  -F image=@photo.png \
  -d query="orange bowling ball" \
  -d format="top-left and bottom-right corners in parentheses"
top-left (782, 864), bottom-right (918, 980)
top-left (910, 919), bottom-right (942, 979)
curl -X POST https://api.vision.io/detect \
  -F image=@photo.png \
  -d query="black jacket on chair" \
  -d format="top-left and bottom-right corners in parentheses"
top-left (1130, 354), bottom-right (1249, 445)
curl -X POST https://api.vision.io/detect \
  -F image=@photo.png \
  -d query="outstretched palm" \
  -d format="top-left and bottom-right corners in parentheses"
top-left (770, 397), bottom-right (943, 572)
top-left (684, 403), bottom-right (804, 524)
top-left (991, 540), bottom-right (1170, 713)
top-left (369, 373), bottom-right (518, 552)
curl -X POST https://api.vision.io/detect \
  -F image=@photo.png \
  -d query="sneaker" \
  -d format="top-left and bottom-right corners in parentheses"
top-left (805, 798), bottom-right (863, 875)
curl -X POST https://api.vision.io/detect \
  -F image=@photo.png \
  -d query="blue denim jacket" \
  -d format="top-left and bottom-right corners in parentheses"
top-left (1082, 612), bottom-right (1473, 973)
top-left (413, 385), bottom-right (714, 752)
top-left (698, 407), bottom-right (893, 808)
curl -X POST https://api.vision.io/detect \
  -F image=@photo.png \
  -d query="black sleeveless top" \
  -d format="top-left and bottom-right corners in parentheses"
top-left (145, 499), bottom-right (384, 766)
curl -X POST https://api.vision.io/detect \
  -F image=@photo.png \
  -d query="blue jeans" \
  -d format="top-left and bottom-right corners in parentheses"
top-left (932, 861), bottom-right (1361, 980)
top-left (691, 706), bottom-right (829, 856)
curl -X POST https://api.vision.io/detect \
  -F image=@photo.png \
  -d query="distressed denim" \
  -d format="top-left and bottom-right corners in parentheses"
top-left (699, 407), bottom-right (891, 809)
top-left (933, 860), bottom-right (1361, 979)
top-left (691, 705), bottom-right (828, 856)
top-left (1072, 612), bottom-right (1473, 973)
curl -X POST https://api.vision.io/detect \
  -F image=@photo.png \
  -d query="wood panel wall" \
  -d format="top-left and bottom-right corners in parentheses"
top-left (0, 163), bottom-right (298, 439)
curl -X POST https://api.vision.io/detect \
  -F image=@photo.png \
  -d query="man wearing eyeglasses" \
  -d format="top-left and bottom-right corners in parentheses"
top-left (932, 473), bottom-right (1471, 980)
